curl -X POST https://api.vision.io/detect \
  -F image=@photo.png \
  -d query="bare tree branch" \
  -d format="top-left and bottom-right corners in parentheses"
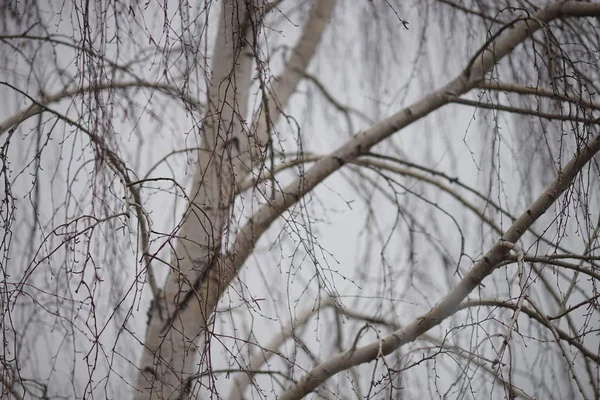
top-left (450, 95), bottom-right (600, 124)
top-left (476, 80), bottom-right (600, 111)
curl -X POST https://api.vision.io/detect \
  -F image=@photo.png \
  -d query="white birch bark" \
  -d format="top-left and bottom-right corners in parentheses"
top-left (134, 1), bottom-right (263, 398)
top-left (228, 299), bottom-right (334, 400)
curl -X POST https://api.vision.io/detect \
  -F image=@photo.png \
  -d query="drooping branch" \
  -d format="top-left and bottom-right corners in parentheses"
top-left (0, 80), bottom-right (204, 136)
top-left (301, 71), bottom-right (374, 124)
top-left (228, 298), bottom-right (335, 400)
top-left (500, 255), bottom-right (600, 284)
top-left (228, 295), bottom-right (540, 400)
top-left (457, 299), bottom-right (600, 365)
top-left (559, 214), bottom-right (600, 312)
top-left (336, 305), bottom-right (535, 400)
top-left (0, 33), bottom-right (145, 78)
top-left (237, 151), bottom-right (577, 257)
top-left (0, 82), bottom-right (160, 300)
top-left (476, 80), bottom-right (600, 111)
top-left (436, 0), bottom-right (503, 24)
top-left (217, 7), bottom-right (600, 394)
top-left (449, 96), bottom-right (600, 124)
top-left (4, 1), bottom-right (600, 399)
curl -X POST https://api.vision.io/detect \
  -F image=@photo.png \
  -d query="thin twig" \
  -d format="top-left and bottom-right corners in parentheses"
top-left (492, 241), bottom-right (526, 367)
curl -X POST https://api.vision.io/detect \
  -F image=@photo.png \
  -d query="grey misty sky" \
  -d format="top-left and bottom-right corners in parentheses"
top-left (0, 0), bottom-right (598, 399)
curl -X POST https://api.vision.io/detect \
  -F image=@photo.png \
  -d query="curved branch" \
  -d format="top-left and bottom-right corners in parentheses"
top-left (228, 298), bottom-right (333, 400)
top-left (240, 152), bottom-right (583, 258)
top-left (436, 0), bottom-right (504, 24)
top-left (501, 255), bottom-right (600, 283)
top-left (212, 2), bottom-right (600, 398)
top-left (450, 96), bottom-right (600, 124)
top-left (338, 307), bottom-right (534, 400)
top-left (230, 296), bottom-right (537, 400)
top-left (302, 71), bottom-right (374, 124)
top-left (0, 82), bottom-right (161, 300)
top-left (0, 33), bottom-right (144, 76)
top-left (476, 80), bottom-right (600, 111)
top-left (229, 2), bottom-right (600, 296)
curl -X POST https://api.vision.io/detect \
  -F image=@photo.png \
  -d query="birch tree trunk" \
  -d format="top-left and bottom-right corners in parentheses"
top-left (134, 1), bottom-right (260, 397)
top-left (135, 1), bottom-right (336, 398)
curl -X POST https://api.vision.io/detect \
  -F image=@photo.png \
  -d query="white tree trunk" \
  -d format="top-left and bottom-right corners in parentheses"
top-left (134, 1), bottom-right (261, 398)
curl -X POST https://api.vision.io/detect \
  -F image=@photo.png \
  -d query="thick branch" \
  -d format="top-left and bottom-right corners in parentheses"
top-left (229, 297), bottom-right (538, 400)
top-left (228, 299), bottom-right (334, 400)
top-left (228, 0), bottom-right (600, 318)
top-left (135, 1), bottom-right (267, 398)
top-left (140, 2), bottom-right (600, 398)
